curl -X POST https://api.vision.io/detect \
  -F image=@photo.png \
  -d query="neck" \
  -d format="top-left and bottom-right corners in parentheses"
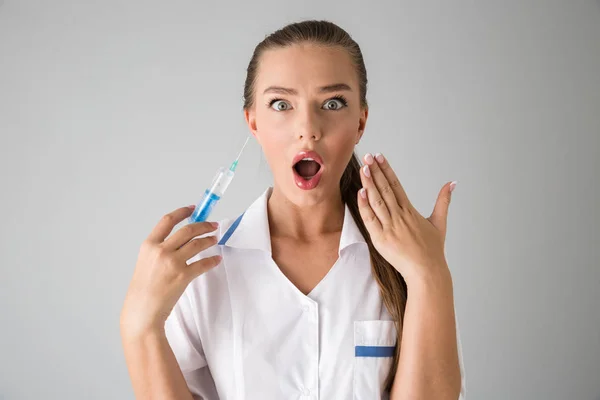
top-left (267, 185), bottom-right (345, 241)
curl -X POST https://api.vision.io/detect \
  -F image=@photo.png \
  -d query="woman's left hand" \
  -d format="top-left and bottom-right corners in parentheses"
top-left (357, 152), bottom-right (456, 286)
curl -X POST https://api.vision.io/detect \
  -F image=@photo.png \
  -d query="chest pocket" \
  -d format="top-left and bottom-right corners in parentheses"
top-left (353, 320), bottom-right (397, 400)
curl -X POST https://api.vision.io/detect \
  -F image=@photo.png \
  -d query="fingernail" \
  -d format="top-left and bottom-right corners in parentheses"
top-left (364, 153), bottom-right (374, 165)
top-left (210, 222), bottom-right (219, 228)
top-left (188, 205), bottom-right (196, 210)
top-left (359, 188), bottom-right (367, 199)
top-left (375, 153), bottom-right (384, 163)
top-left (363, 165), bottom-right (371, 177)
top-left (450, 181), bottom-right (457, 193)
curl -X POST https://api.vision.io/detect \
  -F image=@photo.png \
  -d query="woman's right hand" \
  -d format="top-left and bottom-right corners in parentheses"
top-left (120, 205), bottom-right (222, 338)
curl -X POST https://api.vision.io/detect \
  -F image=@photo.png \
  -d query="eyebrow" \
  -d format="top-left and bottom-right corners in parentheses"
top-left (262, 83), bottom-right (352, 95)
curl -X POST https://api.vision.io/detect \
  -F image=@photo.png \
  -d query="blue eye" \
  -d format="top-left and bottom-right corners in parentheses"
top-left (323, 96), bottom-right (348, 110)
top-left (270, 99), bottom-right (292, 111)
top-left (268, 96), bottom-right (348, 111)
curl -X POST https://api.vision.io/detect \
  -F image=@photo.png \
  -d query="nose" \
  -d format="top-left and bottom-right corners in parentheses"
top-left (295, 107), bottom-right (322, 142)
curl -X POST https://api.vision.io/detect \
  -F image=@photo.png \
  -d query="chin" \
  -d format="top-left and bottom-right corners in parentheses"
top-left (282, 176), bottom-right (338, 208)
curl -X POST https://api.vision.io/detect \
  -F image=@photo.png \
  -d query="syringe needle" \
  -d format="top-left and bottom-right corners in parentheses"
top-left (229, 136), bottom-right (251, 172)
top-left (235, 136), bottom-right (251, 162)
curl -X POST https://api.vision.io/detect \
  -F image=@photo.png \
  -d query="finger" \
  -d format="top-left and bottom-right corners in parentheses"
top-left (363, 153), bottom-right (402, 215)
top-left (176, 236), bottom-right (218, 262)
top-left (147, 205), bottom-right (196, 243)
top-left (187, 255), bottom-right (222, 278)
top-left (361, 161), bottom-right (391, 225)
top-left (429, 181), bottom-right (455, 236)
top-left (357, 186), bottom-right (383, 234)
top-left (163, 221), bottom-right (219, 250)
top-left (373, 153), bottom-right (412, 209)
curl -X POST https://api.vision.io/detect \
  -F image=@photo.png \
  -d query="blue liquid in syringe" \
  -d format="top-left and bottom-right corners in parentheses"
top-left (190, 189), bottom-right (221, 223)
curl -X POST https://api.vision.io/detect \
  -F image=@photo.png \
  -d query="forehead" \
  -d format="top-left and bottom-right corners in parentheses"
top-left (255, 43), bottom-right (358, 92)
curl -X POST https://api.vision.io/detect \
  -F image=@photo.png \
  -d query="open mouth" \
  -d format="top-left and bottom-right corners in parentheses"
top-left (292, 150), bottom-right (324, 190)
top-left (293, 158), bottom-right (322, 180)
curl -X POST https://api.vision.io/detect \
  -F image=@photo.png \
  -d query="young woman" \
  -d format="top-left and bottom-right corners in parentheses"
top-left (121, 20), bottom-right (466, 400)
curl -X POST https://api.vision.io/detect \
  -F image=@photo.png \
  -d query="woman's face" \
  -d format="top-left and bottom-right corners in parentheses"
top-left (244, 43), bottom-right (368, 207)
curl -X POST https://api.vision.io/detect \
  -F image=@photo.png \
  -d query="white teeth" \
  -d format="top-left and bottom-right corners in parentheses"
top-left (302, 158), bottom-right (315, 161)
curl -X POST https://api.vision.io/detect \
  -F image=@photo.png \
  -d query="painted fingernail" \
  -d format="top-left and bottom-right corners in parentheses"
top-left (450, 181), bottom-right (457, 193)
top-left (363, 165), bottom-right (371, 177)
top-left (364, 153), bottom-right (374, 165)
top-left (359, 188), bottom-right (367, 199)
top-left (375, 153), bottom-right (384, 163)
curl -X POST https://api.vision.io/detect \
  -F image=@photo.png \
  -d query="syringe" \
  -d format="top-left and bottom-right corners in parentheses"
top-left (189, 136), bottom-right (250, 223)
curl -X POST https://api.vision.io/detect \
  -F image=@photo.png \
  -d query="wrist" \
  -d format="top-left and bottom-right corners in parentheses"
top-left (405, 264), bottom-right (453, 295)
top-left (120, 308), bottom-right (167, 342)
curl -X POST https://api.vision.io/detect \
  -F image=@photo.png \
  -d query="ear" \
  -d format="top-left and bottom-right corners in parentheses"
top-left (244, 108), bottom-right (258, 140)
top-left (356, 107), bottom-right (368, 143)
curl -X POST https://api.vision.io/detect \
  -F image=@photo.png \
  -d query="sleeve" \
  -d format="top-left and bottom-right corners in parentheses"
top-left (456, 316), bottom-right (467, 399)
top-left (164, 288), bottom-right (219, 400)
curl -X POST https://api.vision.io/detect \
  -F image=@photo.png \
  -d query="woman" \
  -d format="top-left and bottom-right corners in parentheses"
top-left (121, 20), bottom-right (466, 399)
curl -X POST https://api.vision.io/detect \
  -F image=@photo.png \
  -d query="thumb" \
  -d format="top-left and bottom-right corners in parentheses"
top-left (429, 181), bottom-right (456, 236)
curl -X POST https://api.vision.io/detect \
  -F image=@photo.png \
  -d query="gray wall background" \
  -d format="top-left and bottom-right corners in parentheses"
top-left (1, 1), bottom-right (599, 399)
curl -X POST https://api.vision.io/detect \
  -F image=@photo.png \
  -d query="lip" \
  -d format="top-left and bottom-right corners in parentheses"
top-left (293, 164), bottom-right (324, 190)
top-left (292, 150), bottom-right (324, 167)
top-left (292, 150), bottom-right (324, 191)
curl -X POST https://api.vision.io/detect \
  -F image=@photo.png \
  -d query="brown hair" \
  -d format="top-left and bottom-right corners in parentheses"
top-left (243, 20), bottom-right (407, 391)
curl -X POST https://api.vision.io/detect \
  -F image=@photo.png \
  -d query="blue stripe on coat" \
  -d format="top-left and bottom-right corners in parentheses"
top-left (218, 213), bottom-right (245, 245)
top-left (355, 346), bottom-right (396, 357)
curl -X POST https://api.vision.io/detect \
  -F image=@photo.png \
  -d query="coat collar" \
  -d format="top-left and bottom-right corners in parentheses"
top-left (220, 187), bottom-right (366, 254)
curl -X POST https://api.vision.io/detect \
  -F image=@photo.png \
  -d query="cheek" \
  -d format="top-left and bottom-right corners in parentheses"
top-left (256, 114), bottom-right (294, 171)
top-left (260, 125), bottom-right (290, 157)
top-left (322, 111), bottom-right (359, 134)
top-left (325, 117), bottom-right (359, 147)
top-left (259, 130), bottom-right (290, 171)
top-left (334, 139), bottom-right (357, 173)
top-left (256, 109), bottom-right (291, 140)
top-left (255, 115), bottom-right (289, 172)
top-left (325, 120), bottom-right (359, 173)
